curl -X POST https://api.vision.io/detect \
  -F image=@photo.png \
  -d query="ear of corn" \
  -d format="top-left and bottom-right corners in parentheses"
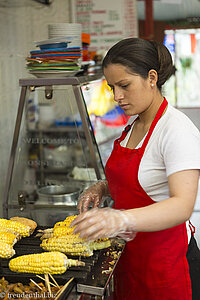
top-left (54, 215), bottom-right (77, 229)
top-left (0, 242), bottom-right (15, 259)
top-left (63, 215), bottom-right (78, 224)
top-left (53, 225), bottom-right (74, 237)
top-left (35, 228), bottom-right (53, 240)
top-left (0, 228), bottom-right (21, 240)
top-left (0, 231), bottom-right (18, 245)
top-left (0, 219), bottom-right (31, 237)
top-left (40, 236), bottom-right (93, 257)
top-left (53, 216), bottom-right (77, 237)
top-left (40, 215), bottom-right (111, 257)
top-left (89, 239), bottom-right (111, 251)
top-left (9, 251), bottom-right (85, 274)
top-left (52, 234), bottom-right (85, 243)
top-left (10, 217), bottom-right (37, 234)
top-left (36, 215), bottom-right (78, 240)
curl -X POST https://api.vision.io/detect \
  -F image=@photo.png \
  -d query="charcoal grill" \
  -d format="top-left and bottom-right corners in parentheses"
top-left (0, 227), bottom-right (125, 299)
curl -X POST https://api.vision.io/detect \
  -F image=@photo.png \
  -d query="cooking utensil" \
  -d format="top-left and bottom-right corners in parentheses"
top-left (37, 184), bottom-right (82, 206)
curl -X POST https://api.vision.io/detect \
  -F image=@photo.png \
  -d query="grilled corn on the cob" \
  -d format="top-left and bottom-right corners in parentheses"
top-left (54, 215), bottom-right (77, 229)
top-left (36, 228), bottom-right (53, 240)
top-left (53, 225), bottom-right (74, 237)
top-left (0, 242), bottom-right (15, 259)
top-left (10, 217), bottom-right (37, 234)
top-left (41, 236), bottom-right (93, 257)
top-left (0, 228), bottom-right (20, 240)
top-left (0, 219), bottom-right (31, 237)
top-left (63, 215), bottom-right (78, 224)
top-left (35, 225), bottom-right (75, 240)
top-left (53, 217), bottom-right (77, 236)
top-left (0, 231), bottom-right (18, 245)
top-left (89, 239), bottom-right (111, 251)
top-left (52, 234), bottom-right (85, 243)
top-left (36, 215), bottom-right (78, 240)
top-left (9, 251), bottom-right (85, 274)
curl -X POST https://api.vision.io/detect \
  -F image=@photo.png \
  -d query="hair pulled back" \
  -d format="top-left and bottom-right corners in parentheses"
top-left (102, 38), bottom-right (173, 90)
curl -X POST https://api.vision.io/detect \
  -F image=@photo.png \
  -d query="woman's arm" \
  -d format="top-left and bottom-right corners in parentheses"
top-left (124, 169), bottom-right (199, 232)
top-left (72, 169), bottom-right (199, 241)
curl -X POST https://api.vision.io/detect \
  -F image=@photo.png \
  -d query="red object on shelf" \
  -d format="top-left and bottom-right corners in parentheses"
top-left (82, 33), bottom-right (91, 61)
top-left (82, 33), bottom-right (90, 45)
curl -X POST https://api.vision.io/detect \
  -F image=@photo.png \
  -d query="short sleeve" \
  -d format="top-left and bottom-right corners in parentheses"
top-left (161, 114), bottom-right (200, 177)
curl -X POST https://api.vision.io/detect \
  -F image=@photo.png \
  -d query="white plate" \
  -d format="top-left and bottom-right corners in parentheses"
top-left (29, 70), bottom-right (79, 78)
top-left (34, 36), bottom-right (74, 46)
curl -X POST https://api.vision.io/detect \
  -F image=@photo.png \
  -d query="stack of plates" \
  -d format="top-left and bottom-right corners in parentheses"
top-left (26, 37), bottom-right (82, 78)
top-left (48, 23), bottom-right (82, 48)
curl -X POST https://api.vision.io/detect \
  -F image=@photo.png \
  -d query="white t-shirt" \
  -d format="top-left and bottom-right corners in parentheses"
top-left (120, 103), bottom-right (200, 242)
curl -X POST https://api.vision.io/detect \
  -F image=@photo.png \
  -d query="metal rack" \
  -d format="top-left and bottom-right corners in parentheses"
top-left (3, 76), bottom-right (106, 223)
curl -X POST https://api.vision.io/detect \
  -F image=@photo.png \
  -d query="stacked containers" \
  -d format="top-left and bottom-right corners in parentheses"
top-left (48, 23), bottom-right (82, 49)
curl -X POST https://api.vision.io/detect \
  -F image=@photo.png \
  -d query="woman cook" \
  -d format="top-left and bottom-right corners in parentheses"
top-left (71, 38), bottom-right (200, 299)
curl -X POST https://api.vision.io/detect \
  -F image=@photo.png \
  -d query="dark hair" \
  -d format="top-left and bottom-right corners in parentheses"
top-left (102, 38), bottom-right (173, 90)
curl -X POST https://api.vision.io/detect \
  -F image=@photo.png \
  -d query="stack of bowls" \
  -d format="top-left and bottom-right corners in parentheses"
top-left (48, 23), bottom-right (82, 48)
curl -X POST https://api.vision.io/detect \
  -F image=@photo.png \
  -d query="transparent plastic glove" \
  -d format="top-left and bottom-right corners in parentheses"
top-left (71, 207), bottom-right (137, 242)
top-left (77, 180), bottom-right (109, 213)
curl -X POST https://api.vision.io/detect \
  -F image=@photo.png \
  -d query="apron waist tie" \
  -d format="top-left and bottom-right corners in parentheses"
top-left (189, 220), bottom-right (195, 235)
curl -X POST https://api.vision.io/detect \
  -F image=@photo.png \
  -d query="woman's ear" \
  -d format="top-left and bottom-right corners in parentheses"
top-left (148, 69), bottom-right (158, 87)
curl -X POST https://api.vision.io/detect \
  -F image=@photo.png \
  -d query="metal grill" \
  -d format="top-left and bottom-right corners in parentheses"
top-left (0, 227), bottom-right (124, 299)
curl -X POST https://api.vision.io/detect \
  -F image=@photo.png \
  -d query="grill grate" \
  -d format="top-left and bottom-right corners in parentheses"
top-left (0, 227), bottom-right (125, 297)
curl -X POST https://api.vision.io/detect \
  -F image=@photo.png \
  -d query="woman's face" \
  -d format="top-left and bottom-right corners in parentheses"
top-left (103, 63), bottom-right (155, 116)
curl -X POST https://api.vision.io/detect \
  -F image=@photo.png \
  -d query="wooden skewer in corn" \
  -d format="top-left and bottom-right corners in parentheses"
top-left (55, 277), bottom-right (74, 300)
top-left (30, 279), bottom-right (43, 291)
top-left (36, 274), bottom-right (57, 288)
top-left (49, 273), bottom-right (60, 288)
top-left (44, 274), bottom-right (52, 295)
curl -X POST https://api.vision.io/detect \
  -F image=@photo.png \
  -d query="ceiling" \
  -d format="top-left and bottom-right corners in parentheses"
top-left (137, 0), bottom-right (200, 21)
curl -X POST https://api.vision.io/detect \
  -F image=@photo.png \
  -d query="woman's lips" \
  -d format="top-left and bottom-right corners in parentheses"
top-left (120, 104), bottom-right (129, 109)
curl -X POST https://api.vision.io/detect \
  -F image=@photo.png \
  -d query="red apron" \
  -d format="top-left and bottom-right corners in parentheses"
top-left (105, 98), bottom-right (192, 300)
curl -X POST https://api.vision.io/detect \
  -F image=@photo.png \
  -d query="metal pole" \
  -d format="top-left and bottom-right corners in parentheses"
top-left (73, 86), bottom-right (103, 180)
top-left (3, 86), bottom-right (27, 218)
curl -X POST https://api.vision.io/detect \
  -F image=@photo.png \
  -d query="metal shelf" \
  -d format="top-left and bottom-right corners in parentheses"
top-left (3, 76), bottom-right (105, 221)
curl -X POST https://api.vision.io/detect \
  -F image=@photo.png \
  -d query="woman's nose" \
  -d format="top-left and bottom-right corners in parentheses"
top-left (114, 88), bottom-right (124, 102)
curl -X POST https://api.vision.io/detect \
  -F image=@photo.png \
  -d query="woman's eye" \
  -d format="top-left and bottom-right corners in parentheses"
top-left (121, 84), bottom-right (129, 89)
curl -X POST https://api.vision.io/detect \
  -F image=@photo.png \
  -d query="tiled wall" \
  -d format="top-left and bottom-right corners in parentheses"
top-left (0, 0), bottom-right (71, 217)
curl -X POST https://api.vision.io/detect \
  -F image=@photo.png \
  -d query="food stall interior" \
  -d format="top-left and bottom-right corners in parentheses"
top-left (3, 76), bottom-right (110, 225)
top-left (1, 76), bottom-right (123, 299)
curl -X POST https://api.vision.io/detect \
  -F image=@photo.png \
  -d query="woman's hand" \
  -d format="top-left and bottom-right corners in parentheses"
top-left (71, 207), bottom-right (137, 241)
top-left (77, 180), bottom-right (109, 213)
top-left (74, 170), bottom-right (199, 240)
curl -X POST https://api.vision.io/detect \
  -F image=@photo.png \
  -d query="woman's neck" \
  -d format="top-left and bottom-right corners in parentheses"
top-left (137, 94), bottom-right (164, 127)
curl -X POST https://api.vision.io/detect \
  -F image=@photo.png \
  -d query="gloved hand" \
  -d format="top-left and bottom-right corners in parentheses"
top-left (77, 180), bottom-right (109, 213)
top-left (71, 207), bottom-right (137, 242)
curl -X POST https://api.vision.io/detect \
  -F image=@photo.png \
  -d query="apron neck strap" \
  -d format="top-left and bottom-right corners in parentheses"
top-left (140, 98), bottom-right (168, 152)
top-left (119, 118), bottom-right (138, 142)
top-left (118, 98), bottom-right (167, 145)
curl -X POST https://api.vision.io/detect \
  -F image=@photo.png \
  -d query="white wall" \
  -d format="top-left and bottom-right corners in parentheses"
top-left (0, 0), bottom-right (71, 217)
